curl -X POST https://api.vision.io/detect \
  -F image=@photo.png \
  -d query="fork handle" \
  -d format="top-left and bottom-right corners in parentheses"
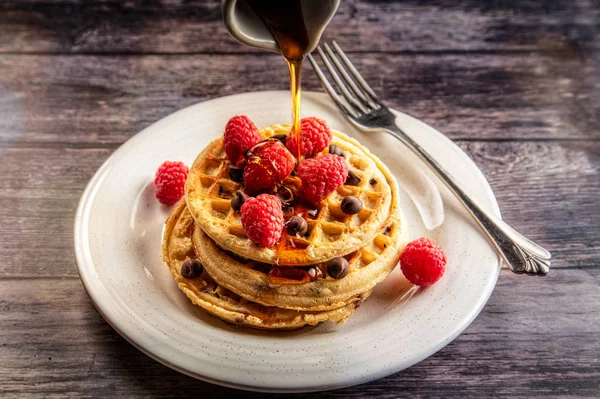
top-left (383, 124), bottom-right (550, 276)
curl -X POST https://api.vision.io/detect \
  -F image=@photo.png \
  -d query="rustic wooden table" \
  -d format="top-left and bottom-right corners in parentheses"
top-left (1, 1), bottom-right (599, 397)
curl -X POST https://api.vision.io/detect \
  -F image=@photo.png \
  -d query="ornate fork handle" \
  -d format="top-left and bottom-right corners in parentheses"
top-left (381, 120), bottom-right (550, 276)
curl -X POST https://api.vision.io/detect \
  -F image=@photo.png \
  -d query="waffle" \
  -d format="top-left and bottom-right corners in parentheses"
top-left (162, 201), bottom-right (370, 330)
top-left (193, 182), bottom-right (407, 311)
top-left (185, 125), bottom-right (394, 266)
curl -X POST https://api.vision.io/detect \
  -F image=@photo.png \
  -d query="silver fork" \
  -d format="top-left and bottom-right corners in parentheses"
top-left (308, 41), bottom-right (550, 276)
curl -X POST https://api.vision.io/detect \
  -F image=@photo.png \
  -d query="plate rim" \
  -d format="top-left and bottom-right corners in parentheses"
top-left (74, 90), bottom-right (501, 393)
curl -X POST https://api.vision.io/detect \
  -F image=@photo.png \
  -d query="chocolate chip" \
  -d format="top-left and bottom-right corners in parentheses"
top-left (369, 178), bottom-right (377, 185)
top-left (341, 196), bottom-right (363, 215)
top-left (231, 191), bottom-right (249, 211)
top-left (271, 133), bottom-right (288, 142)
top-left (181, 259), bottom-right (203, 279)
top-left (286, 215), bottom-right (308, 236)
top-left (228, 165), bottom-right (244, 183)
top-left (327, 257), bottom-right (350, 279)
top-left (328, 144), bottom-right (346, 158)
top-left (345, 170), bottom-right (361, 186)
top-left (276, 185), bottom-right (295, 205)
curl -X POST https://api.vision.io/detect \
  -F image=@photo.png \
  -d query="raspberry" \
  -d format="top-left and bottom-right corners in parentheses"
top-left (154, 161), bottom-right (189, 205)
top-left (243, 140), bottom-right (295, 193)
top-left (400, 238), bottom-right (447, 287)
top-left (251, 140), bottom-right (295, 181)
top-left (297, 154), bottom-right (349, 202)
top-left (240, 194), bottom-right (284, 247)
top-left (224, 115), bottom-right (261, 166)
top-left (286, 117), bottom-right (332, 157)
top-left (243, 157), bottom-right (278, 194)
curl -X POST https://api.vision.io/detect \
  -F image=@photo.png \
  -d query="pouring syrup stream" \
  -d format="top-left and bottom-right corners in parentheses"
top-left (246, 0), bottom-right (310, 161)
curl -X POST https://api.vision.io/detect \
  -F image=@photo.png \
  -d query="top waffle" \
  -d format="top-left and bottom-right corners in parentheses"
top-left (185, 124), bottom-right (395, 266)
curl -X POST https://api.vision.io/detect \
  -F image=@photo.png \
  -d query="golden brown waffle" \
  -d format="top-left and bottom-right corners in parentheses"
top-left (185, 125), bottom-right (395, 266)
top-left (193, 186), bottom-right (407, 311)
top-left (162, 201), bottom-right (370, 330)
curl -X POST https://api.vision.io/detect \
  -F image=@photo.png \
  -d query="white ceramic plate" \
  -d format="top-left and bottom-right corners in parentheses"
top-left (74, 91), bottom-right (501, 392)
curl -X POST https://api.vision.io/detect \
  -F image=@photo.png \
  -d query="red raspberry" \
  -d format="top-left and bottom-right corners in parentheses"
top-left (251, 140), bottom-right (295, 180)
top-left (243, 157), bottom-right (278, 194)
top-left (154, 161), bottom-right (189, 205)
top-left (243, 140), bottom-right (295, 193)
top-left (400, 238), bottom-right (447, 287)
top-left (224, 115), bottom-right (261, 166)
top-left (286, 117), bottom-right (332, 157)
top-left (240, 194), bottom-right (284, 247)
top-left (297, 154), bottom-right (349, 202)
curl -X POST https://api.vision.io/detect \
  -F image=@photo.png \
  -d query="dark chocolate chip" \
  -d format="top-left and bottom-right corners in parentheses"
top-left (369, 178), bottom-right (377, 185)
top-left (228, 165), bottom-right (244, 183)
top-left (231, 191), bottom-right (249, 211)
top-left (341, 196), bottom-right (363, 215)
top-left (276, 185), bottom-right (295, 204)
top-left (271, 133), bottom-right (288, 142)
top-left (181, 259), bottom-right (203, 279)
top-left (345, 170), bottom-right (361, 186)
top-left (328, 144), bottom-right (346, 158)
top-left (286, 215), bottom-right (308, 236)
top-left (327, 257), bottom-right (350, 279)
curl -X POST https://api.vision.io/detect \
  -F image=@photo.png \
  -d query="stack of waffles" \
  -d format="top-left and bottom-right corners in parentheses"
top-left (162, 124), bottom-right (407, 330)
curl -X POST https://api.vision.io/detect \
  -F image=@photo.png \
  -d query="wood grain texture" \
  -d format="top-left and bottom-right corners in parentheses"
top-left (1, 141), bottom-right (597, 277)
top-left (0, 0), bottom-right (599, 396)
top-left (0, 0), bottom-right (598, 54)
top-left (0, 52), bottom-right (598, 147)
top-left (1, 269), bottom-right (599, 398)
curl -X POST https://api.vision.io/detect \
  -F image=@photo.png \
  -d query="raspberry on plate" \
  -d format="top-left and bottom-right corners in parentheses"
top-left (400, 237), bottom-right (447, 287)
top-left (243, 140), bottom-right (295, 193)
top-left (297, 154), bottom-right (349, 202)
top-left (241, 194), bottom-right (284, 247)
top-left (224, 115), bottom-right (261, 166)
top-left (286, 117), bottom-right (332, 157)
top-left (154, 161), bottom-right (189, 205)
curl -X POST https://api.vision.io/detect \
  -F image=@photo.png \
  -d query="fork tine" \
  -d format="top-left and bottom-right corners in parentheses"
top-left (307, 54), bottom-right (361, 119)
top-left (323, 42), bottom-right (378, 110)
top-left (316, 46), bottom-right (369, 114)
top-left (332, 41), bottom-right (379, 103)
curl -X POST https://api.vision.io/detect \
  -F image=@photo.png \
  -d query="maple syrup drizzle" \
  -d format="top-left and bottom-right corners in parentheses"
top-left (287, 59), bottom-right (302, 160)
top-left (244, 1), bottom-right (324, 270)
top-left (246, 0), bottom-right (310, 161)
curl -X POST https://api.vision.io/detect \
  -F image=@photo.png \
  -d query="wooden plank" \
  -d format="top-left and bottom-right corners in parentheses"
top-left (0, 141), bottom-right (597, 277)
top-left (0, 52), bottom-right (598, 147)
top-left (461, 140), bottom-right (600, 265)
top-left (0, 269), bottom-right (598, 397)
top-left (0, 0), bottom-right (598, 54)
